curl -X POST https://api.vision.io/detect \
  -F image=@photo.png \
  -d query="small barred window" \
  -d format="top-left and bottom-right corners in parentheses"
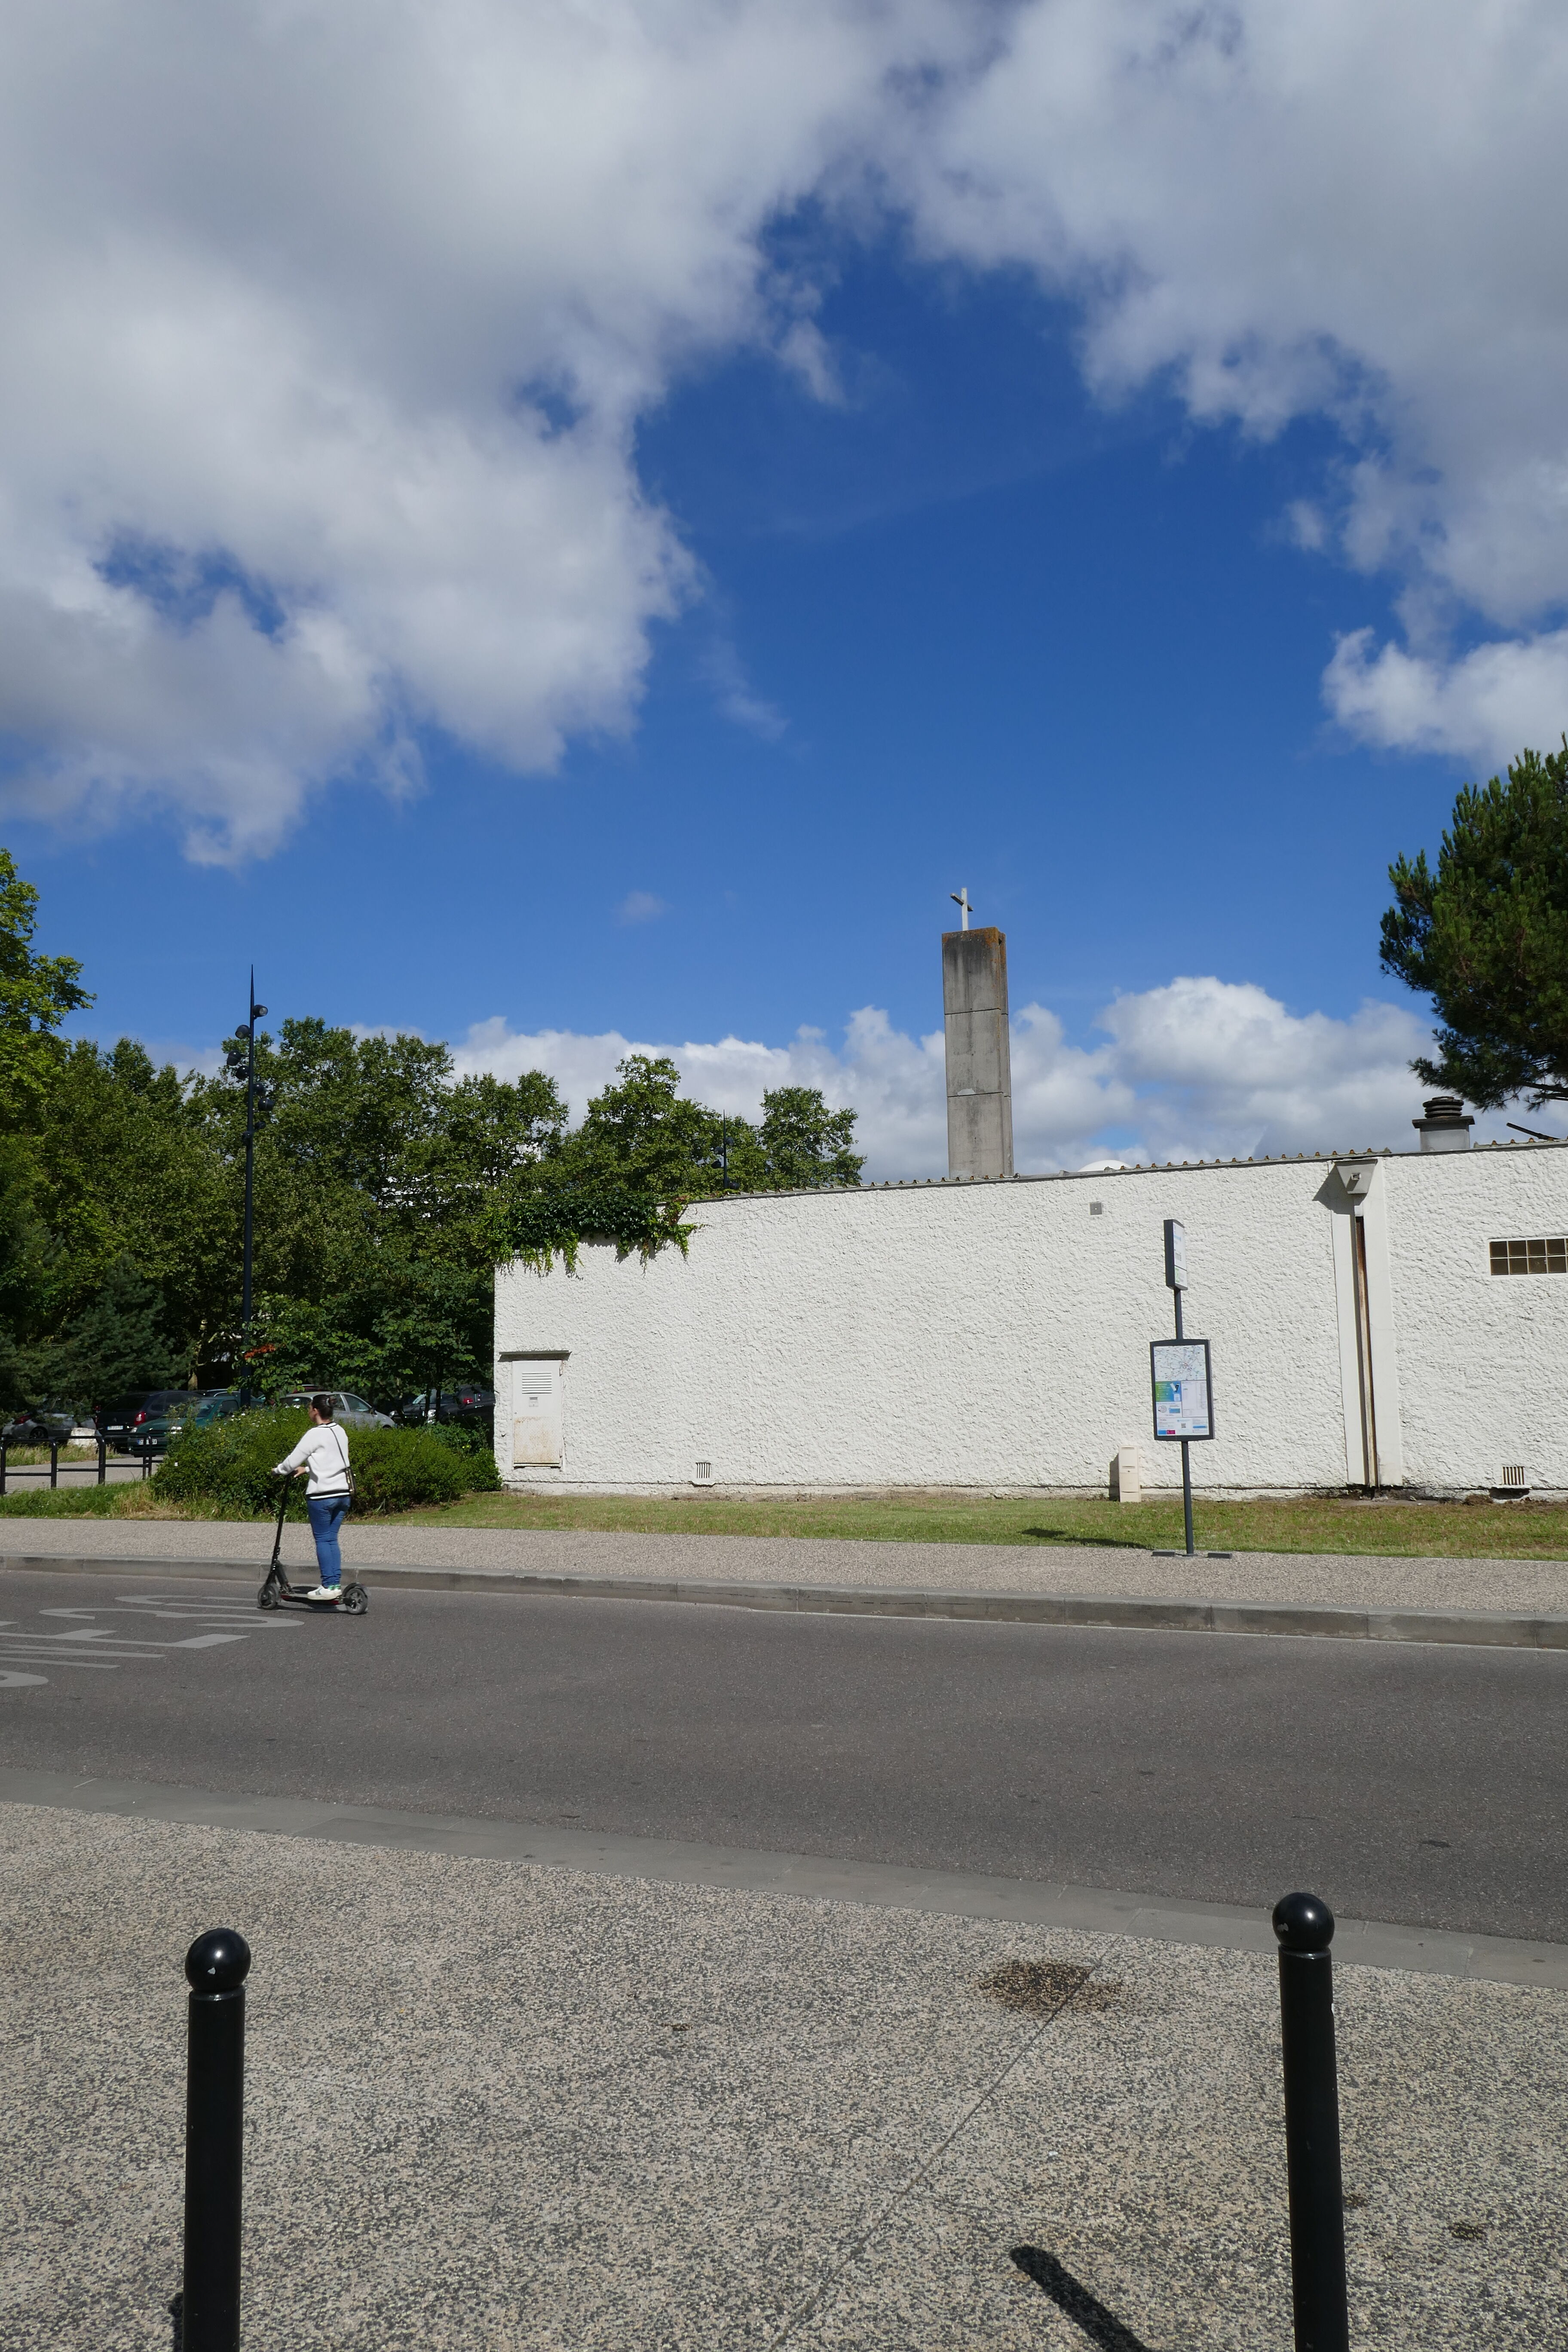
top-left (1491, 1237), bottom-right (1568, 1274)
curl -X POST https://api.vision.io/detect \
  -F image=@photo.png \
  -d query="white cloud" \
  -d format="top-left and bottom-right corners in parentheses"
top-left (7, 0), bottom-right (1568, 848)
top-left (0, 0), bottom-right (971, 858)
top-left (908, 0), bottom-right (1568, 760)
top-left (1093, 977), bottom-right (1434, 1162)
top-left (451, 975), bottom-right (1459, 1178)
top-left (1323, 628), bottom-right (1568, 771)
top-left (695, 637), bottom-right (787, 741)
top-left (615, 891), bottom-right (669, 927)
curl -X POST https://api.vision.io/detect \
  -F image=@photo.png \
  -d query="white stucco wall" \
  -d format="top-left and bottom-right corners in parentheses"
top-left (493, 1144), bottom-right (1568, 1495)
top-left (1382, 1147), bottom-right (1568, 1490)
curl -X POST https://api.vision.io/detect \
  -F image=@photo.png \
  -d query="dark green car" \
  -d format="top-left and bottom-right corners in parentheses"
top-left (102, 1389), bottom-right (244, 1458)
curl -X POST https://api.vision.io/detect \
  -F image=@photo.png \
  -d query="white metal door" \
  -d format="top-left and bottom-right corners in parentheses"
top-left (511, 1359), bottom-right (563, 1467)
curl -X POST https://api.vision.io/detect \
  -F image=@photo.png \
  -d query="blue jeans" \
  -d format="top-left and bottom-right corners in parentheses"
top-left (306, 1493), bottom-right (350, 1587)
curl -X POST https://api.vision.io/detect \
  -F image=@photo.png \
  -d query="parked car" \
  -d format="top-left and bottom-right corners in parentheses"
top-left (190, 1390), bottom-right (250, 1430)
top-left (100, 1390), bottom-right (211, 1456)
top-left (272, 1388), bottom-right (395, 1429)
top-left (396, 1383), bottom-right (495, 1426)
top-left (0, 1404), bottom-right (74, 1446)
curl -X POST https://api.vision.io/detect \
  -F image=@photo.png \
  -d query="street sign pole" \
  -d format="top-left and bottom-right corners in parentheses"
top-left (1173, 1280), bottom-right (1194, 1558)
top-left (1159, 1218), bottom-right (1200, 1558)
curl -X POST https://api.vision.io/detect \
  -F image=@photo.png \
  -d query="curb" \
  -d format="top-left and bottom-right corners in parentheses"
top-left (3, 1764), bottom-right (1564, 1987)
top-left (3, 1550), bottom-right (1566, 1648)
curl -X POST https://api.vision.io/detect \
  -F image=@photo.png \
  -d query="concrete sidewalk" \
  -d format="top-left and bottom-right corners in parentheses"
top-left (2, 1799), bottom-right (1562, 2349)
top-left (4, 1513), bottom-right (1567, 1608)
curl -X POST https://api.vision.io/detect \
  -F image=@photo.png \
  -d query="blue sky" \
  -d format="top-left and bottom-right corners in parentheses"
top-left (3, 3), bottom-right (1562, 1172)
top-left (26, 262), bottom-right (1443, 1047)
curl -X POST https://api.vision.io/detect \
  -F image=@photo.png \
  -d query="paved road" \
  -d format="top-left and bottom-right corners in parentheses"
top-left (0, 1568), bottom-right (1563, 1942)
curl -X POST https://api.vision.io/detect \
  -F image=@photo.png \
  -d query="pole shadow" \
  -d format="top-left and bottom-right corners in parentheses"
top-left (1010, 2247), bottom-right (1161, 2351)
top-left (1019, 1528), bottom-right (1152, 1550)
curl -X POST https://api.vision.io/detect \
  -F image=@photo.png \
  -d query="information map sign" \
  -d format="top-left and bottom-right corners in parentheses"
top-left (1150, 1339), bottom-right (1214, 1442)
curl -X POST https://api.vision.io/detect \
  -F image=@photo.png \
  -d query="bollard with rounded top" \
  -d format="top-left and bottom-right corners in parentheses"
top-left (182, 1929), bottom-right (251, 2352)
top-left (1273, 1893), bottom-right (1348, 2352)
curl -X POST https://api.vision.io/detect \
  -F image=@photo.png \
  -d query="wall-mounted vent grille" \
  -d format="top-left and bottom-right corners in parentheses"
top-left (1501, 1464), bottom-right (1527, 1489)
top-left (693, 1460), bottom-right (713, 1484)
top-left (1491, 1237), bottom-right (1568, 1274)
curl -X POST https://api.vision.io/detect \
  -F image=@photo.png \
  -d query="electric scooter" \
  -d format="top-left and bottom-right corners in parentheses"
top-left (257, 1477), bottom-right (368, 1614)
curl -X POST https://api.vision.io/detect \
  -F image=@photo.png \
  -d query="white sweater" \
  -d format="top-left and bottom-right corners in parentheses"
top-left (275, 1422), bottom-right (352, 1497)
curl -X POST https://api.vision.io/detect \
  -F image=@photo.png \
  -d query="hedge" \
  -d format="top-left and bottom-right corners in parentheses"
top-left (158, 1407), bottom-right (499, 1516)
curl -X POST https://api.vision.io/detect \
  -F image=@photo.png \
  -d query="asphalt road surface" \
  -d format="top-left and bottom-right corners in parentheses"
top-left (0, 1568), bottom-right (1563, 1942)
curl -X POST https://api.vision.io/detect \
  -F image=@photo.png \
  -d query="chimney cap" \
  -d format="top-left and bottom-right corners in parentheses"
top-left (1414, 1092), bottom-right (1475, 1149)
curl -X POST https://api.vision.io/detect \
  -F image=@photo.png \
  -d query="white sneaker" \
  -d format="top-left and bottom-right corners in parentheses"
top-left (306, 1583), bottom-right (342, 1602)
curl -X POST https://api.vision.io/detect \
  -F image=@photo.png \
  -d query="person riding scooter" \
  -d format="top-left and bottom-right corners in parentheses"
top-left (273, 1393), bottom-right (352, 1602)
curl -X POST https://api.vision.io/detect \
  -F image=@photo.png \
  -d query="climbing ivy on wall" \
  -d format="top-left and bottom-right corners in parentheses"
top-left (495, 1184), bottom-right (695, 1274)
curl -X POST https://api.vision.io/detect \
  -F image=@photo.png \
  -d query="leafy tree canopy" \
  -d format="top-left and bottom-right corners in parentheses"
top-left (38, 1253), bottom-right (180, 1404)
top-left (548, 1054), bottom-right (863, 1197)
top-left (1381, 740), bottom-right (1568, 1106)
top-left (0, 848), bottom-right (92, 1125)
top-left (0, 853), bottom-right (864, 1411)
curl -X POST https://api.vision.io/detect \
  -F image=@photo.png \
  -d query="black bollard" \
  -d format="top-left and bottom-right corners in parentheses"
top-left (97, 1431), bottom-right (107, 1485)
top-left (49, 1438), bottom-right (58, 1489)
top-left (1273, 1892), bottom-right (1349, 2352)
top-left (182, 1928), bottom-right (251, 2352)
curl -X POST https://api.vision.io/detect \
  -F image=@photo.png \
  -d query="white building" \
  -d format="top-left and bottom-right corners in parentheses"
top-left (493, 1130), bottom-right (1568, 1499)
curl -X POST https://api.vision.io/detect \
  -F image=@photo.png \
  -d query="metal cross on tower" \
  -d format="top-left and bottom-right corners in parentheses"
top-left (949, 888), bottom-right (972, 931)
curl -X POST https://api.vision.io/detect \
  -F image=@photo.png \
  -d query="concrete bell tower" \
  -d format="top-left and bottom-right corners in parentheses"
top-left (942, 902), bottom-right (1014, 1181)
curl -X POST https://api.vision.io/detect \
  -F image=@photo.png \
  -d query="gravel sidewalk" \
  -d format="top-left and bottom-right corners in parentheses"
top-left (3, 1801), bottom-right (1561, 2350)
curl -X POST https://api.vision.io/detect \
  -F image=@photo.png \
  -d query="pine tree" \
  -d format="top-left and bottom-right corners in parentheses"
top-left (40, 1255), bottom-right (179, 1409)
top-left (1381, 739), bottom-right (1568, 1105)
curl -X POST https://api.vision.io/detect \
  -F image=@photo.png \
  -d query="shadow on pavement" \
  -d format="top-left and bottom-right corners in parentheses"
top-left (1019, 1527), bottom-right (1151, 1550)
top-left (1010, 2247), bottom-right (1160, 2350)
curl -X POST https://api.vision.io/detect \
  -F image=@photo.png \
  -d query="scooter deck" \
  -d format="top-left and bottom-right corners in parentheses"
top-left (258, 1569), bottom-right (369, 1614)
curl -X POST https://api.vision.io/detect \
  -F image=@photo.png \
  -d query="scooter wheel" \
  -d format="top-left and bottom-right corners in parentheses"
top-left (257, 1580), bottom-right (282, 1611)
top-left (341, 1583), bottom-right (368, 1616)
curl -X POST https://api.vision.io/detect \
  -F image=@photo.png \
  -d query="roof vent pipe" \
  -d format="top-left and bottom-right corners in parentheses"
top-left (1413, 1094), bottom-right (1474, 1153)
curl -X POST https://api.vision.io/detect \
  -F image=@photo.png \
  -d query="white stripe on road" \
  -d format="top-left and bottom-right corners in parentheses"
top-left (0, 1592), bottom-right (309, 1690)
top-left (0, 1628), bottom-right (247, 1650)
top-left (0, 1654), bottom-right (119, 1669)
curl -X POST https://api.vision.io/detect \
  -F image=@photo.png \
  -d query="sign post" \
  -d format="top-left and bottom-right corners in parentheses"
top-left (1153, 1218), bottom-right (1212, 1557)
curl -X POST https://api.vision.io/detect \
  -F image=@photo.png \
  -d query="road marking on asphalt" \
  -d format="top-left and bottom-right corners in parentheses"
top-left (0, 1592), bottom-right (297, 1689)
top-left (0, 1654), bottom-right (119, 1669)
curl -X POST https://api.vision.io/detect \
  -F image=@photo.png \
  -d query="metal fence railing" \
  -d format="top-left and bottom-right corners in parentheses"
top-left (0, 1432), bottom-right (151, 1492)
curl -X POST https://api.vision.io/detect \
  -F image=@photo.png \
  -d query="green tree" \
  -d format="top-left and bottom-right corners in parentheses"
top-left (552, 1055), bottom-right (862, 1197)
top-left (36, 1253), bottom-right (180, 1406)
top-left (1381, 740), bottom-right (1568, 1104)
top-left (31, 1038), bottom-right (231, 1357)
top-left (179, 1019), bottom-right (567, 1399)
top-left (257, 1250), bottom-right (491, 1406)
top-left (756, 1086), bottom-right (864, 1188)
top-left (0, 848), bottom-right (92, 1126)
top-left (560, 1054), bottom-right (725, 1193)
top-left (184, 1020), bottom-right (565, 1369)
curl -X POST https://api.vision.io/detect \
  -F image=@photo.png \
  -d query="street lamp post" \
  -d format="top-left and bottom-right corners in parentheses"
top-left (239, 972), bottom-right (267, 1406)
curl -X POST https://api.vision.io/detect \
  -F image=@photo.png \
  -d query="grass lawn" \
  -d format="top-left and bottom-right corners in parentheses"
top-left (395, 1487), bottom-right (1568, 1559)
top-left (6, 1480), bottom-right (1568, 1559)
